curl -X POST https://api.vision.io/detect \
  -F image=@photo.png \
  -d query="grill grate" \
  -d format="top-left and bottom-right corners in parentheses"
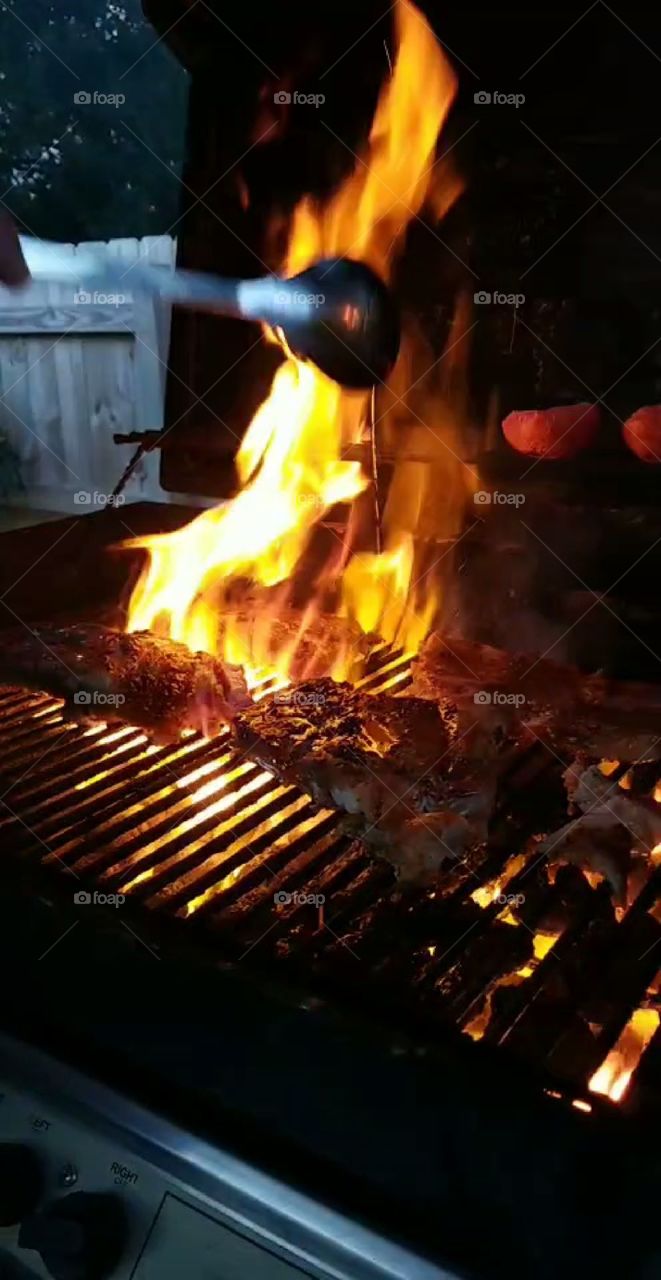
top-left (1, 653), bottom-right (660, 1108)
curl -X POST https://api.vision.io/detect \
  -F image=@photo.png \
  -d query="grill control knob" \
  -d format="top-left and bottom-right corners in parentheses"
top-left (0, 1144), bottom-right (43, 1226)
top-left (18, 1192), bottom-right (126, 1280)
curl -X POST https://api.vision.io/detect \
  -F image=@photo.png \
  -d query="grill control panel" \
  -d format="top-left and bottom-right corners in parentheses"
top-left (0, 1087), bottom-right (315, 1279)
top-left (0, 1036), bottom-right (455, 1280)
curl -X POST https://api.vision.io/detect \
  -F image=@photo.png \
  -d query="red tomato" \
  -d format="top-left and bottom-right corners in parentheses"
top-left (502, 403), bottom-right (600, 459)
top-left (622, 407), bottom-right (661, 464)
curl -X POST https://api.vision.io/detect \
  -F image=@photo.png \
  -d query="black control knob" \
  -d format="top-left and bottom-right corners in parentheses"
top-left (18, 1193), bottom-right (126, 1280)
top-left (0, 1144), bottom-right (43, 1226)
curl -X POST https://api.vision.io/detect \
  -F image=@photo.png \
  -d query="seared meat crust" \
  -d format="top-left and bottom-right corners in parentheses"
top-left (234, 678), bottom-right (503, 883)
top-left (0, 624), bottom-right (250, 741)
top-left (412, 632), bottom-right (661, 760)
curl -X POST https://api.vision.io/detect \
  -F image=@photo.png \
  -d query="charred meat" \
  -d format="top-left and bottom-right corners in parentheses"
top-left (0, 624), bottom-right (250, 741)
top-left (234, 678), bottom-right (510, 884)
top-left (540, 759), bottom-right (661, 901)
top-left (411, 632), bottom-right (661, 760)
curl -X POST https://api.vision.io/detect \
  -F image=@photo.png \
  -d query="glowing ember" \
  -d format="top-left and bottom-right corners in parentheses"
top-left (471, 852), bottom-right (528, 908)
top-left (125, 0), bottom-right (462, 681)
top-left (515, 931), bottom-right (560, 978)
top-left (463, 973), bottom-right (523, 1041)
top-left (581, 868), bottom-right (606, 890)
top-left (589, 1007), bottom-right (659, 1102)
top-left (544, 1089), bottom-right (592, 1114)
top-left (532, 931), bottom-right (560, 961)
top-left (464, 928), bottom-right (561, 1040)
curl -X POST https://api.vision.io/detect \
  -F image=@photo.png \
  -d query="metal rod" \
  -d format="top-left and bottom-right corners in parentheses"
top-left (369, 385), bottom-right (383, 555)
top-left (111, 443), bottom-right (148, 503)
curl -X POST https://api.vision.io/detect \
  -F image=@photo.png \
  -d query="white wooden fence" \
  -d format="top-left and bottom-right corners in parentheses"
top-left (0, 234), bottom-right (179, 512)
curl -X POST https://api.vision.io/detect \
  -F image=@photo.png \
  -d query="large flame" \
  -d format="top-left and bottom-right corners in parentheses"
top-left (284, 0), bottom-right (458, 282)
top-left (126, 0), bottom-right (461, 678)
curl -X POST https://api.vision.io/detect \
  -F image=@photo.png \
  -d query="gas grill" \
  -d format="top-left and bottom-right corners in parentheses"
top-left (1, 622), bottom-right (660, 1100)
top-left (3, 0), bottom-right (661, 1276)
top-left (0, 509), bottom-right (660, 1280)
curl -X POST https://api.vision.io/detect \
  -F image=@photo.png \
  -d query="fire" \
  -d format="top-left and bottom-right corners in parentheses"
top-left (514, 929), bottom-right (560, 978)
top-left (471, 852), bottom-right (528, 909)
top-left (284, 0), bottom-right (458, 282)
top-left (340, 532), bottom-right (436, 654)
top-left (589, 1007), bottom-right (659, 1102)
top-left (125, 1), bottom-right (462, 681)
top-left (126, 360), bottom-right (366, 669)
top-left (463, 929), bottom-right (561, 1040)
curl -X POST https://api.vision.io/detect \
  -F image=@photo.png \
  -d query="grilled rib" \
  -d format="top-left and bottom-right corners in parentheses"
top-left (410, 633), bottom-right (661, 897)
top-left (0, 624), bottom-right (250, 742)
top-left (540, 760), bottom-right (661, 900)
top-left (411, 632), bottom-right (661, 761)
top-left (233, 678), bottom-right (508, 884)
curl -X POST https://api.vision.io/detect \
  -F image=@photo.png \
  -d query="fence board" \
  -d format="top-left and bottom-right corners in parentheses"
top-left (0, 234), bottom-right (178, 513)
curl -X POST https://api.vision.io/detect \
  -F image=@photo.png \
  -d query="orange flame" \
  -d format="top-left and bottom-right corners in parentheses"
top-left (126, 1), bottom-right (460, 678)
top-left (589, 1007), bottom-right (659, 1102)
top-left (285, 0), bottom-right (458, 282)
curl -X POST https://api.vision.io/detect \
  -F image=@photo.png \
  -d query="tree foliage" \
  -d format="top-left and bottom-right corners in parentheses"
top-left (0, 0), bottom-right (188, 240)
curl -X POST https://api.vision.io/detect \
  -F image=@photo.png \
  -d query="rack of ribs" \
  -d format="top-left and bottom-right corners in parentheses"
top-left (411, 632), bottom-right (661, 761)
top-left (0, 624), bottom-right (250, 742)
top-left (233, 678), bottom-right (513, 884)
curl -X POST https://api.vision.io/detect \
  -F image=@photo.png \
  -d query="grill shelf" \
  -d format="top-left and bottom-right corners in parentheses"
top-left (0, 647), bottom-right (659, 1108)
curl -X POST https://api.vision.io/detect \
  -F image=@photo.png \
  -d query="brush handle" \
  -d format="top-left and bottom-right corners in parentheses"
top-left (0, 216), bottom-right (399, 388)
top-left (7, 234), bottom-right (326, 330)
top-left (13, 235), bottom-right (247, 316)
